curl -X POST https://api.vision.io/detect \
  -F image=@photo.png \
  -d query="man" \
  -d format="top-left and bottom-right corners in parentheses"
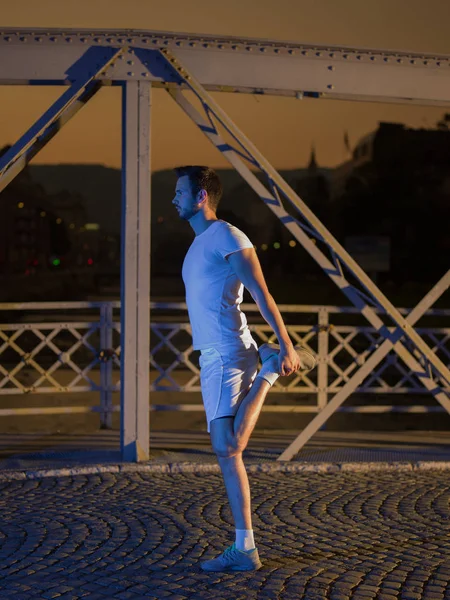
top-left (173, 166), bottom-right (316, 572)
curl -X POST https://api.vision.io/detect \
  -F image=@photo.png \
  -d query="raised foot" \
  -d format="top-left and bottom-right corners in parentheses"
top-left (258, 342), bottom-right (316, 372)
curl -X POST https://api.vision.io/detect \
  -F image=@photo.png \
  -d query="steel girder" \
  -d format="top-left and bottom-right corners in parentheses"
top-left (0, 28), bottom-right (449, 462)
top-left (157, 49), bottom-right (450, 460)
top-left (0, 28), bottom-right (449, 106)
top-left (0, 46), bottom-right (125, 192)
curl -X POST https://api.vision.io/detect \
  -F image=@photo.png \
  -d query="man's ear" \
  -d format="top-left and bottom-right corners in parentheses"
top-left (197, 189), bottom-right (208, 205)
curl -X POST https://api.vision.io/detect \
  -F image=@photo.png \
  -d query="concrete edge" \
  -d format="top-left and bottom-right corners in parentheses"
top-left (1, 460), bottom-right (450, 480)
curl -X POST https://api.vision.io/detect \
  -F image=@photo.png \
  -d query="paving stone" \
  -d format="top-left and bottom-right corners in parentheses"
top-left (0, 471), bottom-right (449, 599)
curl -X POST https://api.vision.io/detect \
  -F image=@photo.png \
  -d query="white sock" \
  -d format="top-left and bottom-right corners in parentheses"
top-left (235, 529), bottom-right (255, 552)
top-left (256, 354), bottom-right (280, 386)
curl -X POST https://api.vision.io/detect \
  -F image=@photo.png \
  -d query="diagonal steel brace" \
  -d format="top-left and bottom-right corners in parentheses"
top-left (159, 48), bottom-right (450, 391)
top-left (164, 82), bottom-right (450, 455)
top-left (0, 46), bottom-right (125, 194)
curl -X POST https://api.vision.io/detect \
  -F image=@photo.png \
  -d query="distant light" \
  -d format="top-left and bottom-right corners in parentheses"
top-left (289, 240), bottom-right (297, 247)
top-left (273, 242), bottom-right (281, 249)
top-left (17, 202), bottom-right (24, 209)
top-left (69, 223), bottom-right (75, 229)
top-left (56, 218), bottom-right (62, 224)
top-left (261, 244), bottom-right (268, 251)
top-left (40, 211), bottom-right (46, 217)
top-left (52, 258), bottom-right (60, 266)
top-left (85, 223), bottom-right (99, 230)
top-left (87, 257), bottom-right (94, 265)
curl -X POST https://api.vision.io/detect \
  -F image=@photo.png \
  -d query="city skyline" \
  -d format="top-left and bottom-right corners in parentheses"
top-left (0, 0), bottom-right (449, 171)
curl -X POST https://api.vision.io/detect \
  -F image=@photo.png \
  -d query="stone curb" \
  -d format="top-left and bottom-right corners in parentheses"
top-left (1, 460), bottom-right (450, 480)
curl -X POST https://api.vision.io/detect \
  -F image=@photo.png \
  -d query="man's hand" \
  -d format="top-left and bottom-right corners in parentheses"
top-left (278, 344), bottom-right (301, 376)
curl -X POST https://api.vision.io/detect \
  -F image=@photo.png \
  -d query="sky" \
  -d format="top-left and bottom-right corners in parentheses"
top-left (1, 0), bottom-right (449, 172)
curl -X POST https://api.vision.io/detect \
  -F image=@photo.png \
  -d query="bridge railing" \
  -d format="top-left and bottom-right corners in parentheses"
top-left (0, 301), bottom-right (449, 426)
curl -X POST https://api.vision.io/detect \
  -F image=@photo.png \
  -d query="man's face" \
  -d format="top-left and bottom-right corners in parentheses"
top-left (173, 175), bottom-right (202, 221)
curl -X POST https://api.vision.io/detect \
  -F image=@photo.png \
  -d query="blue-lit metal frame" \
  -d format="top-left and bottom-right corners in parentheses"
top-left (159, 48), bottom-right (450, 459)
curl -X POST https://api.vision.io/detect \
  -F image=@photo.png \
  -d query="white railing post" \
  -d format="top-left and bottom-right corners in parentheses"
top-left (99, 303), bottom-right (114, 429)
top-left (317, 307), bottom-right (329, 414)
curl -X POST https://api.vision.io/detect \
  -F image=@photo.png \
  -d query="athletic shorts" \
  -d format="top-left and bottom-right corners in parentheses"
top-left (199, 338), bottom-right (259, 433)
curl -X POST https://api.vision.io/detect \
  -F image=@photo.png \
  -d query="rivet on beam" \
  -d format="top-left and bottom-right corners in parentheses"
top-left (218, 44), bottom-right (224, 49)
top-left (436, 62), bottom-right (441, 67)
top-left (260, 47), bottom-right (266, 52)
top-left (190, 42), bottom-right (196, 47)
top-left (127, 60), bottom-right (134, 65)
top-left (232, 45), bottom-right (239, 50)
top-left (274, 48), bottom-right (280, 54)
top-left (316, 52), bottom-right (322, 57)
top-left (20, 36), bottom-right (27, 42)
top-left (328, 65), bottom-right (335, 71)
top-left (370, 56), bottom-right (376, 61)
top-left (4, 36), bottom-right (11, 42)
top-left (176, 41), bottom-right (182, 46)
top-left (302, 51), bottom-right (308, 56)
top-left (128, 72), bottom-right (134, 76)
top-left (288, 50), bottom-right (295, 55)
top-left (327, 84), bottom-right (334, 89)
top-left (35, 37), bottom-right (42, 42)
top-left (142, 72), bottom-right (149, 77)
top-left (384, 57), bottom-right (389, 62)
top-left (66, 37), bottom-right (72, 43)
top-left (397, 58), bottom-right (403, 64)
top-left (410, 59), bottom-right (416, 65)
top-left (50, 37), bottom-right (57, 42)
top-left (343, 54), bottom-right (348, 59)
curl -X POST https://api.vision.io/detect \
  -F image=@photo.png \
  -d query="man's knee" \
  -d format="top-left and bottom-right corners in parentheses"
top-left (210, 417), bottom-right (246, 457)
top-left (213, 438), bottom-right (244, 458)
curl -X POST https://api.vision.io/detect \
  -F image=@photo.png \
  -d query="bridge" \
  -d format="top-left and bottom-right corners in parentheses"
top-left (0, 28), bottom-right (449, 461)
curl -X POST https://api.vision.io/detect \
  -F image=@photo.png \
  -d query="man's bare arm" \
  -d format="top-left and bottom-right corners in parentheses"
top-left (227, 247), bottom-right (293, 351)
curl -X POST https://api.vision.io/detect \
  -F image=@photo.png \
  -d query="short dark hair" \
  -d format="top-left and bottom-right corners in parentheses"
top-left (174, 165), bottom-right (223, 212)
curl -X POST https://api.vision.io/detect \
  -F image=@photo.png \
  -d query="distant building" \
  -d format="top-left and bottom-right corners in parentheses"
top-left (330, 122), bottom-right (450, 200)
top-left (329, 122), bottom-right (450, 282)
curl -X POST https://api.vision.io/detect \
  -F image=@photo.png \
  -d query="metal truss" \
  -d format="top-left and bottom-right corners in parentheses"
top-left (1, 27), bottom-right (449, 462)
top-left (155, 49), bottom-right (450, 460)
top-left (0, 46), bottom-right (125, 191)
top-left (0, 28), bottom-right (450, 106)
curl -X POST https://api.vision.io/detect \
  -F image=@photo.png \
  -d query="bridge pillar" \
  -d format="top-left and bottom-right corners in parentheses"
top-left (120, 81), bottom-right (151, 462)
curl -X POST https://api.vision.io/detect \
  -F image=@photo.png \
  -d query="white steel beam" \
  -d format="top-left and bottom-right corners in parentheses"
top-left (162, 55), bottom-right (450, 389)
top-left (0, 28), bottom-right (449, 106)
top-left (278, 270), bottom-right (450, 460)
top-left (165, 82), bottom-right (450, 458)
top-left (0, 46), bottom-right (124, 194)
top-left (120, 81), bottom-right (151, 462)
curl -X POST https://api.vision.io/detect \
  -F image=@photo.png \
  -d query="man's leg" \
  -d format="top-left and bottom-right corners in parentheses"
top-left (209, 378), bottom-right (271, 534)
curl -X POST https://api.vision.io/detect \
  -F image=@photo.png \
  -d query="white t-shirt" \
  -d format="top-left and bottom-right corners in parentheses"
top-left (182, 220), bottom-right (255, 350)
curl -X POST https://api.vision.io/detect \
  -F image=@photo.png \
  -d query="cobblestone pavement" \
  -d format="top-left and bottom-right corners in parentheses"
top-left (0, 471), bottom-right (449, 600)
